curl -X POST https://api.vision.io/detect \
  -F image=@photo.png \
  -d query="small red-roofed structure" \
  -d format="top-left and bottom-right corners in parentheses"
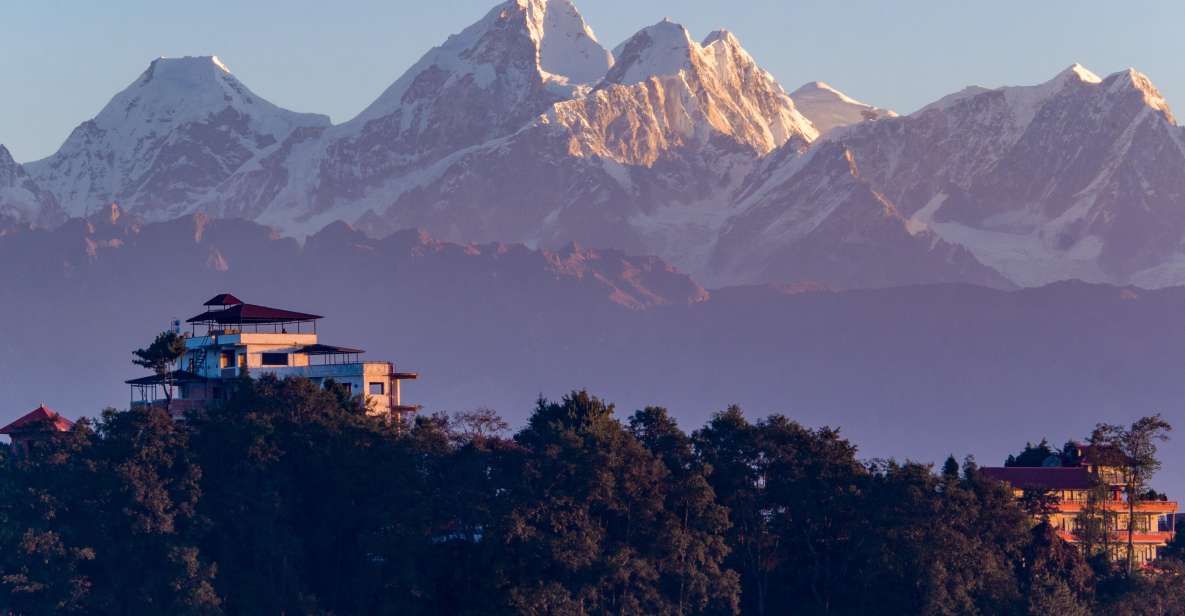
top-left (1, 405), bottom-right (74, 453)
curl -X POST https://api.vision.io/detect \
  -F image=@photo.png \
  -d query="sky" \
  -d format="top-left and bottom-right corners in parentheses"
top-left (3, 0), bottom-right (1184, 162)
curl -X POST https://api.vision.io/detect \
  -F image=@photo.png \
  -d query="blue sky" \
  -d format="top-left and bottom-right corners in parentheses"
top-left (3, 0), bottom-right (1183, 161)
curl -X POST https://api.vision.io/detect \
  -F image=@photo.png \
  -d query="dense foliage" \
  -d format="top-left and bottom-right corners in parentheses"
top-left (1, 377), bottom-right (1183, 615)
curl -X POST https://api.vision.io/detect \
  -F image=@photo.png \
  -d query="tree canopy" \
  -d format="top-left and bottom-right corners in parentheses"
top-left (1, 380), bottom-right (1181, 615)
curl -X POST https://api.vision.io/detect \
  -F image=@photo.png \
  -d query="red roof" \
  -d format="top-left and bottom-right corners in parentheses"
top-left (186, 303), bottom-right (322, 325)
top-left (980, 466), bottom-right (1097, 490)
top-left (0, 405), bottom-right (74, 435)
top-left (203, 293), bottom-right (244, 306)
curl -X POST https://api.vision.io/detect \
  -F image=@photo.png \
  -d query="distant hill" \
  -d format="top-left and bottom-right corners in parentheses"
top-left (3, 212), bottom-right (1185, 494)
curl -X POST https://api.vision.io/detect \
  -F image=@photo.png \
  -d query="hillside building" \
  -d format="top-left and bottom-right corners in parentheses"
top-left (0, 405), bottom-right (74, 454)
top-left (982, 444), bottom-right (1177, 567)
top-left (126, 294), bottom-right (418, 418)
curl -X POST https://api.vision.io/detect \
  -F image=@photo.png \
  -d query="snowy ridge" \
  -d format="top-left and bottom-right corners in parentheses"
top-left (999, 63), bottom-right (1103, 134)
top-left (790, 81), bottom-right (897, 135)
top-left (599, 20), bottom-right (817, 151)
top-left (793, 62), bottom-right (1185, 287)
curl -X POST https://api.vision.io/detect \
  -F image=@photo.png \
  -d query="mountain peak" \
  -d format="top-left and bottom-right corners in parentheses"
top-left (701, 29), bottom-right (739, 48)
top-left (25, 53), bottom-right (329, 219)
top-left (604, 19), bottom-right (696, 85)
top-left (347, 0), bottom-right (611, 127)
top-left (790, 81), bottom-right (896, 135)
top-left (1061, 62), bottom-right (1102, 84)
top-left (142, 55), bottom-right (232, 85)
top-left (1103, 67), bottom-right (1172, 118)
top-left (98, 55), bottom-right (277, 129)
top-left (793, 81), bottom-right (862, 106)
top-left (516, 0), bottom-right (613, 83)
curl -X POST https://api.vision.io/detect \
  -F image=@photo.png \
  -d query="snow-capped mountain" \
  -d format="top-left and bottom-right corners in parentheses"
top-left (17, 0), bottom-right (1185, 291)
top-left (798, 64), bottom-right (1185, 287)
top-left (789, 81), bottom-right (897, 135)
top-left (25, 56), bottom-right (329, 220)
top-left (351, 19), bottom-right (820, 272)
top-left (600, 23), bottom-right (817, 152)
top-left (0, 144), bottom-right (61, 226)
top-left (201, 0), bottom-right (615, 226)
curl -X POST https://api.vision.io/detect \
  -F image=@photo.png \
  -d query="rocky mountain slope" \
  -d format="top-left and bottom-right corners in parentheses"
top-left (798, 64), bottom-right (1185, 287)
top-left (708, 141), bottom-right (1011, 288)
top-left (0, 144), bottom-right (61, 226)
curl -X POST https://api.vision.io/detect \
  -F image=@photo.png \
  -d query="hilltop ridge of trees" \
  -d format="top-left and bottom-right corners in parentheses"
top-left (2, 376), bottom-right (1185, 615)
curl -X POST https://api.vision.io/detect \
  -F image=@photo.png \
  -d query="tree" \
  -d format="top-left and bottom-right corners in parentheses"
top-left (1090, 415), bottom-right (1172, 575)
top-left (695, 408), bottom-right (868, 615)
top-left (187, 374), bottom-right (400, 614)
top-left (132, 330), bottom-right (187, 412)
top-left (0, 423), bottom-right (97, 615)
top-left (499, 392), bottom-right (739, 615)
top-left (858, 460), bottom-right (1028, 615)
top-left (629, 407), bottom-right (739, 615)
top-left (1017, 523), bottom-right (1094, 616)
top-left (692, 407), bottom-right (773, 615)
top-left (1005, 439), bottom-right (1058, 467)
top-left (1073, 477), bottom-right (1117, 567)
top-left (941, 455), bottom-right (960, 481)
top-left (87, 406), bottom-right (219, 614)
top-left (1019, 488), bottom-right (1059, 521)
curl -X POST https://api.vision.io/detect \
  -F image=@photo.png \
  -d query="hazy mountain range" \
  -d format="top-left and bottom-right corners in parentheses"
top-left (4, 0), bottom-right (1185, 290)
top-left (3, 208), bottom-right (1185, 493)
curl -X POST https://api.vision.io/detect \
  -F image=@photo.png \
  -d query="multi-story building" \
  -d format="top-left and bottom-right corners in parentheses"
top-left (126, 293), bottom-right (418, 418)
top-left (982, 444), bottom-right (1177, 567)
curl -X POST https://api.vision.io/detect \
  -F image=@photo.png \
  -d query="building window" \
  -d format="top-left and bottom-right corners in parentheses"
top-left (369, 382), bottom-right (385, 395)
top-left (219, 350), bottom-right (235, 369)
top-left (261, 353), bottom-right (289, 366)
top-left (323, 380), bottom-right (350, 393)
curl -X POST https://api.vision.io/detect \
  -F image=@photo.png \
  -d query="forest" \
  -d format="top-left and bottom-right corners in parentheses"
top-left (2, 374), bottom-right (1184, 615)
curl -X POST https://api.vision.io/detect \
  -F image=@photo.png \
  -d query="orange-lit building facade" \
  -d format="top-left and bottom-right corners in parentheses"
top-left (982, 446), bottom-right (1177, 567)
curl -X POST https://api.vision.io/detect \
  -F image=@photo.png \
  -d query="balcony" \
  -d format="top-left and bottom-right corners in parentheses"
top-left (130, 399), bottom-right (209, 417)
top-left (186, 331), bottom-right (318, 350)
top-left (1054, 500), bottom-right (1179, 514)
top-left (1057, 530), bottom-right (1175, 544)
